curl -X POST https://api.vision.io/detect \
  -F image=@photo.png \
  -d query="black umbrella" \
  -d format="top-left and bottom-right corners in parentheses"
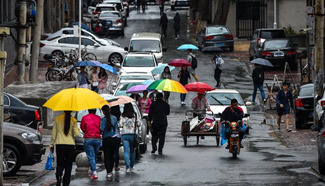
top-left (250, 58), bottom-right (274, 67)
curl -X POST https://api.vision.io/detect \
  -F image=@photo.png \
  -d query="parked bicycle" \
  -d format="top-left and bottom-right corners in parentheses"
top-left (67, 45), bottom-right (97, 63)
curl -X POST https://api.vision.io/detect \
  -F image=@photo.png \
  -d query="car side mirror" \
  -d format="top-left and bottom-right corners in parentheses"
top-left (124, 47), bottom-right (128, 51)
top-left (245, 101), bottom-right (253, 106)
top-left (162, 47), bottom-right (167, 52)
top-left (94, 43), bottom-right (100, 47)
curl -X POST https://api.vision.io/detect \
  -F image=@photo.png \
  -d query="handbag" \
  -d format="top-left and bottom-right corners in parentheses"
top-left (45, 150), bottom-right (55, 170)
top-left (92, 81), bottom-right (99, 86)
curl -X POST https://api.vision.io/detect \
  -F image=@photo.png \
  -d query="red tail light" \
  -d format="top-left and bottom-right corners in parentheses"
top-left (287, 50), bottom-right (296, 55)
top-left (296, 98), bottom-right (304, 107)
top-left (35, 110), bottom-right (40, 121)
top-left (321, 100), bottom-right (325, 107)
top-left (116, 19), bottom-right (123, 23)
top-left (205, 36), bottom-right (214, 40)
top-left (257, 37), bottom-right (261, 46)
top-left (93, 11), bottom-right (99, 15)
top-left (225, 34), bottom-right (233, 39)
top-left (40, 43), bottom-right (45, 47)
top-left (262, 51), bottom-right (271, 56)
top-left (322, 130), bottom-right (325, 137)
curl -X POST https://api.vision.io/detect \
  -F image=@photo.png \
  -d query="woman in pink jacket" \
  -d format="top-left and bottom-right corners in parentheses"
top-left (138, 90), bottom-right (151, 114)
top-left (98, 68), bottom-right (108, 93)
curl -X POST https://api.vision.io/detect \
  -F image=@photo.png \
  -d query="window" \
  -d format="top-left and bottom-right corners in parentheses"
top-left (299, 86), bottom-right (314, 97)
top-left (206, 93), bottom-right (244, 106)
top-left (58, 38), bottom-right (67, 43)
top-left (264, 40), bottom-right (291, 49)
top-left (130, 40), bottom-right (161, 52)
top-left (207, 27), bottom-right (230, 35)
top-left (59, 37), bottom-right (78, 44)
top-left (4, 95), bottom-right (9, 106)
top-left (123, 56), bottom-right (155, 67)
top-left (82, 38), bottom-right (95, 46)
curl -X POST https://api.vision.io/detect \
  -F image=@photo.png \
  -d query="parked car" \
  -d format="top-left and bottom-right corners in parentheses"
top-left (120, 53), bottom-right (159, 79)
top-left (41, 27), bottom-right (121, 47)
top-left (125, 32), bottom-right (166, 64)
top-left (249, 28), bottom-right (286, 60)
top-left (205, 89), bottom-right (251, 133)
top-left (4, 92), bottom-right (43, 132)
top-left (3, 122), bottom-right (45, 176)
top-left (314, 84), bottom-right (325, 124)
top-left (90, 3), bottom-right (118, 23)
top-left (170, 0), bottom-right (190, 11)
top-left (103, 0), bottom-right (128, 26)
top-left (196, 25), bottom-right (234, 52)
top-left (294, 83), bottom-right (314, 129)
top-left (98, 11), bottom-right (125, 35)
top-left (40, 35), bottom-right (126, 65)
top-left (112, 73), bottom-right (154, 95)
top-left (255, 39), bottom-right (297, 69)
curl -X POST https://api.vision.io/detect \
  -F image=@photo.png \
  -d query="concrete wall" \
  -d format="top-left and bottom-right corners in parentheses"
top-left (277, 0), bottom-right (306, 31)
top-left (211, 0), bottom-right (237, 37)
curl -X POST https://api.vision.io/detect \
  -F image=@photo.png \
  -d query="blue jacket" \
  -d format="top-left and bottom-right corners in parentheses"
top-left (276, 89), bottom-right (293, 108)
top-left (100, 114), bottom-right (118, 138)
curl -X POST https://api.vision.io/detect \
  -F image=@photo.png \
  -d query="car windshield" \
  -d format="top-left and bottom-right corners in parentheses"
top-left (206, 93), bottom-right (244, 106)
top-left (260, 30), bottom-right (285, 39)
top-left (120, 75), bottom-right (153, 80)
top-left (123, 56), bottom-right (155, 67)
top-left (129, 40), bottom-right (161, 52)
top-left (264, 40), bottom-right (291, 49)
top-left (299, 86), bottom-right (314, 96)
top-left (100, 12), bottom-right (119, 18)
top-left (96, 7), bottom-right (116, 12)
top-left (207, 26), bottom-right (230, 35)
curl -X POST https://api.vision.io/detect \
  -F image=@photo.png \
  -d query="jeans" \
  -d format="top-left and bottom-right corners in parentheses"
top-left (122, 134), bottom-right (136, 169)
top-left (252, 83), bottom-right (266, 102)
top-left (152, 125), bottom-right (167, 153)
top-left (180, 93), bottom-right (186, 102)
top-left (56, 145), bottom-right (75, 186)
top-left (103, 137), bottom-right (118, 173)
top-left (114, 138), bottom-right (121, 168)
top-left (84, 139), bottom-right (101, 172)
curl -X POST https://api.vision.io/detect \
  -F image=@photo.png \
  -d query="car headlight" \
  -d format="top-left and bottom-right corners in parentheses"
top-left (21, 132), bottom-right (40, 142)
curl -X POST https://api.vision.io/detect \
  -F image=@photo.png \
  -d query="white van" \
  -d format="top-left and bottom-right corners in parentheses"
top-left (125, 32), bottom-right (166, 64)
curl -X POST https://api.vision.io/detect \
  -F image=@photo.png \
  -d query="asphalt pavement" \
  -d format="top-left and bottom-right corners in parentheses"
top-left (14, 4), bottom-right (325, 186)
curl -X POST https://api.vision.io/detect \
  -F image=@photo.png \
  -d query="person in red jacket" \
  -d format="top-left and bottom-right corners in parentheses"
top-left (81, 109), bottom-right (101, 179)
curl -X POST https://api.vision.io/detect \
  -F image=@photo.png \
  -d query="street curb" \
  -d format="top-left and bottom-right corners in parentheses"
top-left (27, 169), bottom-right (50, 185)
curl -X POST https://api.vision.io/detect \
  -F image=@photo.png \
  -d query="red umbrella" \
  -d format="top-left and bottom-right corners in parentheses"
top-left (184, 82), bottom-right (215, 93)
top-left (168, 59), bottom-right (191, 67)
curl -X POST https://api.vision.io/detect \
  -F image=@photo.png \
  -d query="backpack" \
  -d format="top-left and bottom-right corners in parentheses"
top-left (190, 55), bottom-right (198, 69)
top-left (214, 55), bottom-right (224, 69)
top-left (255, 69), bottom-right (264, 83)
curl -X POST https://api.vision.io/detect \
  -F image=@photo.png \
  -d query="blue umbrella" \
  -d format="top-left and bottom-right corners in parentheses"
top-left (142, 80), bottom-right (155, 85)
top-left (100, 64), bottom-right (118, 75)
top-left (73, 22), bottom-right (90, 31)
top-left (151, 64), bottom-right (175, 74)
top-left (177, 44), bottom-right (199, 50)
top-left (250, 58), bottom-right (274, 67)
top-left (75, 61), bottom-right (100, 67)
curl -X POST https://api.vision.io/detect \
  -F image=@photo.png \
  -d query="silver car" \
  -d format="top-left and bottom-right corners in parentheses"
top-left (99, 11), bottom-right (125, 35)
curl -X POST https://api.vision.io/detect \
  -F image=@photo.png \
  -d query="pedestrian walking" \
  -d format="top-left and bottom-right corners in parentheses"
top-left (98, 68), bottom-right (108, 94)
top-left (212, 54), bottom-right (224, 87)
top-left (252, 64), bottom-right (266, 104)
top-left (136, 0), bottom-right (141, 13)
top-left (141, 0), bottom-right (147, 13)
top-left (91, 67), bottom-right (99, 93)
top-left (276, 82), bottom-right (293, 132)
top-left (158, 0), bottom-right (165, 15)
top-left (186, 49), bottom-right (199, 82)
top-left (110, 105), bottom-right (122, 172)
top-left (77, 66), bottom-right (90, 88)
top-left (148, 90), bottom-right (159, 102)
top-left (173, 12), bottom-right (181, 39)
top-left (160, 66), bottom-right (172, 102)
top-left (138, 90), bottom-right (151, 114)
top-left (50, 111), bottom-right (80, 186)
top-left (100, 105), bottom-right (119, 179)
top-left (159, 13), bottom-right (168, 38)
top-left (119, 103), bottom-right (137, 173)
top-left (149, 93), bottom-right (170, 155)
top-left (178, 65), bottom-right (191, 106)
top-left (80, 109), bottom-right (101, 179)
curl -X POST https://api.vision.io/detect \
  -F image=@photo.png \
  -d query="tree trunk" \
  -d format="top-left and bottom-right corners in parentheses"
top-left (213, 0), bottom-right (231, 25)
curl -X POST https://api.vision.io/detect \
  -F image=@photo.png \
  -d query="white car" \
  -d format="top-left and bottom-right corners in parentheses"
top-left (39, 35), bottom-right (126, 65)
top-left (205, 89), bottom-right (251, 133)
top-left (170, 0), bottom-right (190, 11)
top-left (112, 73), bottom-right (154, 96)
top-left (120, 53), bottom-right (159, 79)
top-left (316, 88), bottom-right (325, 123)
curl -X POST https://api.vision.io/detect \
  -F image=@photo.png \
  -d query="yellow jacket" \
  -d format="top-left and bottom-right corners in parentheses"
top-left (50, 114), bottom-right (80, 147)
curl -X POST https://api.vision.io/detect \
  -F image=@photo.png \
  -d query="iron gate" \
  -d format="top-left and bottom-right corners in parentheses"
top-left (236, 0), bottom-right (267, 38)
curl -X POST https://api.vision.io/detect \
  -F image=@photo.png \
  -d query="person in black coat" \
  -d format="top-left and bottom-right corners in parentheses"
top-left (252, 64), bottom-right (266, 104)
top-left (148, 93), bottom-right (170, 155)
top-left (178, 65), bottom-right (191, 106)
top-left (173, 12), bottom-right (181, 39)
top-left (160, 13), bottom-right (168, 38)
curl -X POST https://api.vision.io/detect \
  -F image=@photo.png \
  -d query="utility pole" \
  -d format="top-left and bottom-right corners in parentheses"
top-left (0, 27), bottom-right (10, 186)
top-left (273, 0), bottom-right (277, 28)
top-left (30, 0), bottom-right (44, 82)
top-left (314, 0), bottom-right (324, 125)
top-left (25, 26), bottom-right (31, 82)
top-left (17, 0), bottom-right (27, 83)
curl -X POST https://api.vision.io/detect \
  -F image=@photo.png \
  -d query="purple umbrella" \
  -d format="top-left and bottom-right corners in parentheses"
top-left (126, 85), bottom-right (150, 94)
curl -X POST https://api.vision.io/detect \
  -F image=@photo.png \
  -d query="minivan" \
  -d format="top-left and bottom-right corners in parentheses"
top-left (125, 32), bottom-right (167, 64)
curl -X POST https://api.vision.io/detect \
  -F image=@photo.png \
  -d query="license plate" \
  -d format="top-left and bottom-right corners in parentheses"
top-left (274, 52), bottom-right (284, 57)
top-left (215, 43), bottom-right (225, 47)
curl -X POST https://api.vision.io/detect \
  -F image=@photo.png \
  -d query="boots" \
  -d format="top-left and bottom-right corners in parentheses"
top-left (56, 176), bottom-right (62, 186)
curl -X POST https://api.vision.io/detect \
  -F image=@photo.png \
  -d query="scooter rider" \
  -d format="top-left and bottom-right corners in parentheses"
top-left (221, 99), bottom-right (245, 149)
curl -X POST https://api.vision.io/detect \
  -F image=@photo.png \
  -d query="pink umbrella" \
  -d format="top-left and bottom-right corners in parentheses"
top-left (168, 59), bottom-right (191, 67)
top-left (126, 85), bottom-right (150, 94)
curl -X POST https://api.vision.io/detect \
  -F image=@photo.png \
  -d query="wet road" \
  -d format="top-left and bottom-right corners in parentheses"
top-left (33, 4), bottom-right (323, 185)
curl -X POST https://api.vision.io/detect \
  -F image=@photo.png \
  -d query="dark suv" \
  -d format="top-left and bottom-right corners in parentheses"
top-left (3, 122), bottom-right (45, 176)
top-left (249, 29), bottom-right (286, 60)
top-left (294, 84), bottom-right (314, 129)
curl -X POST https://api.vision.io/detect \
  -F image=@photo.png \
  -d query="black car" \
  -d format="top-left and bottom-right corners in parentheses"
top-left (3, 122), bottom-right (45, 176)
top-left (294, 84), bottom-right (314, 129)
top-left (249, 28), bottom-right (286, 60)
top-left (4, 92), bottom-right (43, 132)
top-left (256, 39), bottom-right (297, 70)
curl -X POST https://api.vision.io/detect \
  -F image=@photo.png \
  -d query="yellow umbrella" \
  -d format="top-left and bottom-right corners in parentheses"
top-left (43, 88), bottom-right (108, 111)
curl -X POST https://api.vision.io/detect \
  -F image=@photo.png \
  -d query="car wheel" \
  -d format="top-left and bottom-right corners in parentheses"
top-left (51, 50), bottom-right (64, 60)
top-left (3, 144), bottom-right (22, 176)
top-left (109, 53), bottom-right (123, 65)
top-left (171, 5), bottom-right (175, 11)
top-left (229, 46), bottom-right (234, 52)
top-left (319, 156), bottom-right (325, 175)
